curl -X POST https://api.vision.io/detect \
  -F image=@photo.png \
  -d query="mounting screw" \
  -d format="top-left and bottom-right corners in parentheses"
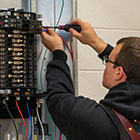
top-left (16, 96), bottom-right (20, 101)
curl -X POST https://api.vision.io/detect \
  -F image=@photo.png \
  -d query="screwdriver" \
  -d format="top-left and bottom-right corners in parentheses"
top-left (42, 24), bottom-right (81, 33)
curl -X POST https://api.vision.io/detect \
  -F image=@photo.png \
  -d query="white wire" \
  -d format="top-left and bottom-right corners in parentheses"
top-left (36, 107), bottom-right (45, 140)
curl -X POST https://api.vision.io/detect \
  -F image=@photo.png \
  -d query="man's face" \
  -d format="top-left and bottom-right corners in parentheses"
top-left (102, 44), bottom-right (122, 89)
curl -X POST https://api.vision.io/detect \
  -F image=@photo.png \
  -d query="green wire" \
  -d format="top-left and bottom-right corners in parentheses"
top-left (55, 0), bottom-right (64, 27)
top-left (48, 112), bottom-right (53, 140)
top-left (40, 0), bottom-right (64, 90)
top-left (48, 0), bottom-right (64, 140)
top-left (39, 0), bottom-right (64, 139)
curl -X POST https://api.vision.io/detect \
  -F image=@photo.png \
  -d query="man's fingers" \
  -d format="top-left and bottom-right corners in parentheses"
top-left (69, 28), bottom-right (81, 39)
top-left (70, 18), bottom-right (83, 26)
top-left (42, 28), bottom-right (55, 37)
top-left (41, 31), bottom-right (49, 39)
top-left (47, 28), bottom-right (56, 35)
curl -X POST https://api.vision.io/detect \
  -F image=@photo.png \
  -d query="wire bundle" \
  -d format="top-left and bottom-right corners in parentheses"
top-left (16, 101), bottom-right (27, 140)
top-left (5, 100), bottom-right (33, 140)
top-left (5, 101), bottom-right (19, 140)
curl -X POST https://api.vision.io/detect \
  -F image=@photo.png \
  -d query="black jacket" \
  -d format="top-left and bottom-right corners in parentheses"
top-left (46, 45), bottom-right (140, 140)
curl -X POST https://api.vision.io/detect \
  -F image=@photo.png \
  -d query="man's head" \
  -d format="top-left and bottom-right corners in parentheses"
top-left (103, 37), bottom-right (140, 89)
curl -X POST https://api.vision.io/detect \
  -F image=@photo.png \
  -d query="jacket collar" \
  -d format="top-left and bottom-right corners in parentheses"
top-left (100, 81), bottom-right (140, 120)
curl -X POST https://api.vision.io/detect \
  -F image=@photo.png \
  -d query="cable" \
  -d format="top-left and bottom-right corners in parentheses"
top-left (70, 35), bottom-right (73, 53)
top-left (55, 0), bottom-right (64, 27)
top-left (55, 0), bottom-right (73, 60)
top-left (58, 34), bottom-right (73, 60)
top-left (4, 101), bottom-right (19, 140)
top-left (16, 101), bottom-right (27, 140)
top-left (26, 101), bottom-right (32, 140)
top-left (36, 106), bottom-right (45, 140)
top-left (42, 29), bottom-right (48, 32)
top-left (57, 36), bottom-right (73, 140)
top-left (59, 132), bottom-right (62, 140)
top-left (48, 113), bottom-right (54, 140)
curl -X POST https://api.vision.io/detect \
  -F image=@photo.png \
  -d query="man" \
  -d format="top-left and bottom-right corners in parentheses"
top-left (41, 18), bottom-right (140, 140)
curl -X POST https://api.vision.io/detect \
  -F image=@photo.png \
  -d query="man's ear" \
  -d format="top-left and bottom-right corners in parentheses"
top-left (115, 66), bottom-right (126, 81)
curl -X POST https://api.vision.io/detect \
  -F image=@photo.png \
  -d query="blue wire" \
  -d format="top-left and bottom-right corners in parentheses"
top-left (26, 101), bottom-right (33, 140)
top-left (42, 29), bottom-right (48, 32)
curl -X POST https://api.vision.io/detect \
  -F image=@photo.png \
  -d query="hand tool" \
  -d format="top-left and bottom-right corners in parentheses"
top-left (42, 24), bottom-right (81, 33)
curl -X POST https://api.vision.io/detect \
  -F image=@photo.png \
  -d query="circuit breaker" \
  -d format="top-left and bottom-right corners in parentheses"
top-left (0, 8), bottom-right (42, 118)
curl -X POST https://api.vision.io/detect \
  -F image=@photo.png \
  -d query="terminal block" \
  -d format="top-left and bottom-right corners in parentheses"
top-left (0, 8), bottom-right (42, 97)
top-left (0, 8), bottom-right (42, 118)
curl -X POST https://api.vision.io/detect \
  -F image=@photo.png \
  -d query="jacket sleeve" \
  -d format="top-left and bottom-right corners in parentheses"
top-left (46, 50), bottom-right (75, 137)
top-left (46, 44), bottom-right (114, 139)
top-left (98, 44), bottom-right (114, 60)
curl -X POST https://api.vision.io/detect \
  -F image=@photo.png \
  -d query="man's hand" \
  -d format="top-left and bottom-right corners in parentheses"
top-left (69, 18), bottom-right (107, 54)
top-left (42, 28), bottom-right (64, 52)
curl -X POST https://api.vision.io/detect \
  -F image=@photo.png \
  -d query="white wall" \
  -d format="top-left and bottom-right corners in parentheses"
top-left (76, 0), bottom-right (140, 102)
top-left (0, 0), bottom-right (21, 8)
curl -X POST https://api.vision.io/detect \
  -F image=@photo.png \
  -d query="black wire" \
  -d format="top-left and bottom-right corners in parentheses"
top-left (5, 101), bottom-right (19, 140)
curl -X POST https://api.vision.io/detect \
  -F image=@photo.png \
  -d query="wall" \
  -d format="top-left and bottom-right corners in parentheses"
top-left (76, 0), bottom-right (140, 102)
top-left (0, 0), bottom-right (21, 8)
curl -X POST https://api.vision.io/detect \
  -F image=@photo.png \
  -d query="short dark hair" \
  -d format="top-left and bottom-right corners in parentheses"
top-left (115, 37), bottom-right (140, 82)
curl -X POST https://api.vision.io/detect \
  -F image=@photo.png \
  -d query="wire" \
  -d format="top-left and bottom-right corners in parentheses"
top-left (55, 0), bottom-right (64, 27)
top-left (57, 35), bottom-right (73, 140)
top-left (59, 132), bottom-right (62, 140)
top-left (48, 0), bottom-right (64, 136)
top-left (58, 34), bottom-right (73, 60)
top-left (26, 101), bottom-right (32, 140)
top-left (5, 101), bottom-right (19, 140)
top-left (48, 113), bottom-right (54, 140)
top-left (70, 35), bottom-right (73, 53)
top-left (36, 106), bottom-right (45, 140)
top-left (16, 101), bottom-right (27, 140)
top-left (42, 29), bottom-right (48, 32)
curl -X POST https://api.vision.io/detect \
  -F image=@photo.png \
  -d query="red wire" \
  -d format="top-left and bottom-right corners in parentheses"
top-left (59, 132), bottom-right (62, 140)
top-left (57, 34), bottom-right (73, 60)
top-left (70, 35), bottom-right (73, 53)
top-left (16, 101), bottom-right (27, 140)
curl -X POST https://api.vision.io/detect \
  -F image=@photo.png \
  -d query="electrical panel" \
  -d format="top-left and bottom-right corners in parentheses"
top-left (0, 8), bottom-right (42, 118)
